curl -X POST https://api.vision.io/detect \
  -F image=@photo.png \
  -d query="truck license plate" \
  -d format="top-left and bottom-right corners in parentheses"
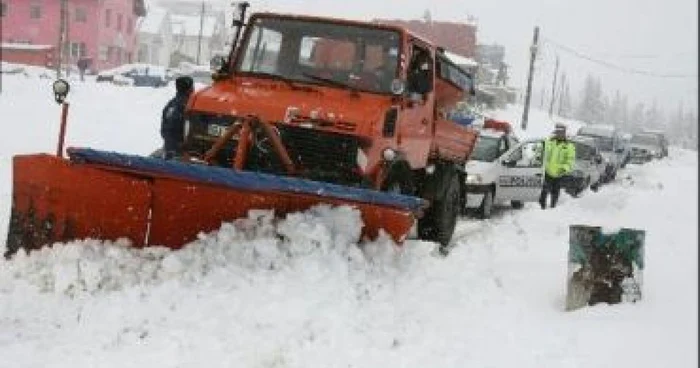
top-left (207, 124), bottom-right (227, 137)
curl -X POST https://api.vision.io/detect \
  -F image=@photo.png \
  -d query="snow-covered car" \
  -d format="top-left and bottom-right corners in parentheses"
top-left (563, 136), bottom-right (605, 197)
top-left (96, 63), bottom-right (168, 87)
top-left (628, 132), bottom-right (665, 163)
top-left (576, 124), bottom-right (627, 183)
top-left (463, 124), bottom-right (552, 219)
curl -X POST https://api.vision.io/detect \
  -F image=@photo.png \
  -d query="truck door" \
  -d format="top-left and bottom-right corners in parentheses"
top-left (397, 42), bottom-right (434, 168)
top-left (496, 140), bottom-right (545, 202)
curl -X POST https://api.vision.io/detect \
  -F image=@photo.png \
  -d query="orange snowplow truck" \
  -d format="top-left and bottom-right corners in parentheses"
top-left (184, 11), bottom-right (477, 247)
top-left (6, 7), bottom-right (476, 258)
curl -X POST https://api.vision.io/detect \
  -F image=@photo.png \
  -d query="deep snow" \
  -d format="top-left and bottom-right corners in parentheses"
top-left (0, 73), bottom-right (697, 367)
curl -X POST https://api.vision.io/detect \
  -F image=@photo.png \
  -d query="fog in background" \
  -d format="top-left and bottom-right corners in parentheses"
top-left (154, 0), bottom-right (698, 114)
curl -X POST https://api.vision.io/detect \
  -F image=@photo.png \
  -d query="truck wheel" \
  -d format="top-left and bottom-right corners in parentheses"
top-left (478, 189), bottom-right (494, 219)
top-left (511, 200), bottom-right (524, 209)
top-left (418, 167), bottom-right (460, 252)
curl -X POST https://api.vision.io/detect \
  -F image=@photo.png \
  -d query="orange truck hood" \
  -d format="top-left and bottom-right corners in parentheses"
top-left (188, 77), bottom-right (394, 137)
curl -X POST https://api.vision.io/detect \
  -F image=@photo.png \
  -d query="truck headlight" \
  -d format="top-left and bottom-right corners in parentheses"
top-left (382, 148), bottom-right (397, 161)
top-left (466, 174), bottom-right (482, 184)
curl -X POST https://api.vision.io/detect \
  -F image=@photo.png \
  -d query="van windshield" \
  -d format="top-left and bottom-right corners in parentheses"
top-left (236, 16), bottom-right (401, 94)
top-left (471, 136), bottom-right (501, 162)
top-left (631, 134), bottom-right (659, 146)
top-left (578, 133), bottom-right (614, 151)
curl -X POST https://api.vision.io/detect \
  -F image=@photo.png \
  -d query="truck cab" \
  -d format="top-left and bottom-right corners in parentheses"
top-left (463, 120), bottom-right (546, 218)
top-left (180, 10), bottom-right (478, 250)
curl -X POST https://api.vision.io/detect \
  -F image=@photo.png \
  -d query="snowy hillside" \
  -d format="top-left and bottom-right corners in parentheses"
top-left (0, 74), bottom-right (697, 367)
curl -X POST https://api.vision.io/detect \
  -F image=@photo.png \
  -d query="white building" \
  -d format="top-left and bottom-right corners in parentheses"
top-left (135, 0), bottom-right (229, 68)
top-left (170, 13), bottom-right (225, 65)
top-left (135, 7), bottom-right (173, 66)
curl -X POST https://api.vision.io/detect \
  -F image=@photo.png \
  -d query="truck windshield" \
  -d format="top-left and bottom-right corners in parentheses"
top-left (471, 136), bottom-right (501, 162)
top-left (579, 134), bottom-right (614, 151)
top-left (236, 16), bottom-right (401, 94)
top-left (631, 134), bottom-right (659, 146)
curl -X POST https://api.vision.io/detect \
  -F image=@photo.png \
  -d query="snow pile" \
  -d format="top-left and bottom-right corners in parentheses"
top-left (0, 205), bottom-right (404, 297)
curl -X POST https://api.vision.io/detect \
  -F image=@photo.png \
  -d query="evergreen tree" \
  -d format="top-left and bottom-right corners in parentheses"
top-left (576, 74), bottom-right (604, 123)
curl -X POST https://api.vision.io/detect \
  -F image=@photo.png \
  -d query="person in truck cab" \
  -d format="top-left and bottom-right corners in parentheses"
top-left (539, 124), bottom-right (576, 209)
top-left (160, 76), bottom-right (194, 160)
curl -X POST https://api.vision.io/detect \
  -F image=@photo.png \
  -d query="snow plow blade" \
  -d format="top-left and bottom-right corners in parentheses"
top-left (5, 148), bottom-right (426, 257)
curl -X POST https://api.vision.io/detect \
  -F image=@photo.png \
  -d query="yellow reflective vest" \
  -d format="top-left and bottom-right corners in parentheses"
top-left (543, 138), bottom-right (576, 178)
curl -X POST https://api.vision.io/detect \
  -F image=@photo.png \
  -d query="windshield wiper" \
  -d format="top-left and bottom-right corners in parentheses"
top-left (302, 72), bottom-right (358, 94)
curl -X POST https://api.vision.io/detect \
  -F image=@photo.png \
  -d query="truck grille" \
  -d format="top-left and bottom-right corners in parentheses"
top-left (278, 124), bottom-right (360, 183)
top-left (183, 113), bottom-right (363, 185)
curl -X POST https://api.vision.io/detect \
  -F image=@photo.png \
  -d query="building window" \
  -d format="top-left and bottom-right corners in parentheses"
top-left (117, 13), bottom-right (123, 31)
top-left (127, 17), bottom-right (132, 34)
top-left (105, 9), bottom-right (111, 27)
top-left (75, 8), bottom-right (86, 22)
top-left (70, 42), bottom-right (87, 58)
top-left (30, 2), bottom-right (41, 19)
top-left (1, 2), bottom-right (7, 17)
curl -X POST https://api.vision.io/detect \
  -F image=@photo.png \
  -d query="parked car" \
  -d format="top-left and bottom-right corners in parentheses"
top-left (564, 136), bottom-right (605, 197)
top-left (96, 63), bottom-right (168, 87)
top-left (463, 120), bottom-right (544, 218)
top-left (576, 124), bottom-right (627, 183)
top-left (640, 129), bottom-right (669, 157)
top-left (628, 132), bottom-right (665, 163)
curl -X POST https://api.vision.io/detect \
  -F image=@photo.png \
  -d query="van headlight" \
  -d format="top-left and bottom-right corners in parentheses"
top-left (466, 174), bottom-right (482, 184)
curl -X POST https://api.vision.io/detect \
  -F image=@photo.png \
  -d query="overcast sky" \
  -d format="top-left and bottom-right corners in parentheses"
top-left (171, 0), bottom-right (698, 114)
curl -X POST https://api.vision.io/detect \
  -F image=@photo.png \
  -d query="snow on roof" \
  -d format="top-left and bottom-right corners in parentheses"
top-left (444, 50), bottom-right (478, 67)
top-left (1, 43), bottom-right (53, 50)
top-left (137, 7), bottom-right (169, 34)
top-left (171, 14), bottom-right (218, 37)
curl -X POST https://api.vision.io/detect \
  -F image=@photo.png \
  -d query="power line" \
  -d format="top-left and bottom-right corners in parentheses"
top-left (542, 36), bottom-right (698, 79)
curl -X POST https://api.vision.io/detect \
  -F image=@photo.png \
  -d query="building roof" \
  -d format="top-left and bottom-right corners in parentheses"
top-left (137, 7), bottom-right (169, 34)
top-left (170, 14), bottom-right (219, 37)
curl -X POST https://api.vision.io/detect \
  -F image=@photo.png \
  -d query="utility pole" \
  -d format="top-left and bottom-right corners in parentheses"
top-left (56, 0), bottom-right (68, 78)
top-left (557, 72), bottom-right (568, 117)
top-left (548, 55), bottom-right (560, 118)
top-left (521, 26), bottom-right (539, 131)
top-left (196, 2), bottom-right (205, 64)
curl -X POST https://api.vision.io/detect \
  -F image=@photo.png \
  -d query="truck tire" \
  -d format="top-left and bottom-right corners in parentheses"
top-left (511, 200), bottom-right (524, 209)
top-left (478, 189), bottom-right (494, 219)
top-left (418, 165), bottom-right (460, 253)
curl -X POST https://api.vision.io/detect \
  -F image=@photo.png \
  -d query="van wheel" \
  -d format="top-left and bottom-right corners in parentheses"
top-left (478, 189), bottom-right (494, 219)
top-left (511, 200), bottom-right (524, 209)
top-left (418, 166), bottom-right (460, 253)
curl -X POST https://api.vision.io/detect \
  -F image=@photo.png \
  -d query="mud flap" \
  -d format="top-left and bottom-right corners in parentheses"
top-left (566, 225), bottom-right (645, 311)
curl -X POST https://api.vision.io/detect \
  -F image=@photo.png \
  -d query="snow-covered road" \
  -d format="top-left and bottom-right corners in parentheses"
top-left (0, 74), bottom-right (696, 367)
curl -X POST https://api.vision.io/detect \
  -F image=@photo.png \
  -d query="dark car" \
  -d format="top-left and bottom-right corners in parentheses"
top-left (96, 63), bottom-right (168, 87)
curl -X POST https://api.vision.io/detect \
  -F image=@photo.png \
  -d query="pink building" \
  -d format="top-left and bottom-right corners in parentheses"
top-left (1, 0), bottom-right (146, 71)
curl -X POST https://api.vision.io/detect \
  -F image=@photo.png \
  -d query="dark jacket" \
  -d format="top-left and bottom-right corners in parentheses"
top-left (160, 93), bottom-right (189, 150)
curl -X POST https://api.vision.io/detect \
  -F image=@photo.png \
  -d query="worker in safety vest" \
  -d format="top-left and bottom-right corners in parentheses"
top-left (539, 123), bottom-right (576, 209)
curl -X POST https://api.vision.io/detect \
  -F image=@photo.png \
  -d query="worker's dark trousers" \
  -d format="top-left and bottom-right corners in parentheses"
top-left (539, 174), bottom-right (562, 209)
